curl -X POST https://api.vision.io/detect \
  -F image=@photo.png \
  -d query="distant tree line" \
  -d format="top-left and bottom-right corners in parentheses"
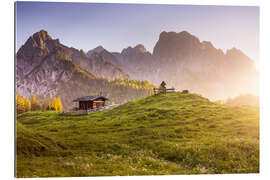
top-left (16, 93), bottom-right (63, 114)
top-left (58, 76), bottom-right (155, 110)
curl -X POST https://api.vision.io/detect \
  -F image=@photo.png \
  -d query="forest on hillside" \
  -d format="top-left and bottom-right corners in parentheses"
top-left (16, 93), bottom-right (63, 114)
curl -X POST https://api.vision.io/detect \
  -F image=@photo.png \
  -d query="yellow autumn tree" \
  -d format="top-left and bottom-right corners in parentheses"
top-left (25, 97), bottom-right (31, 112)
top-left (46, 97), bottom-right (63, 111)
top-left (16, 93), bottom-right (25, 114)
top-left (16, 93), bottom-right (20, 113)
top-left (31, 94), bottom-right (41, 111)
top-left (57, 98), bottom-right (63, 111)
top-left (51, 97), bottom-right (58, 111)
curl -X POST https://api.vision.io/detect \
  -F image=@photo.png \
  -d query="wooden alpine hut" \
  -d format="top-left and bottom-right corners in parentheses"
top-left (73, 95), bottom-right (108, 110)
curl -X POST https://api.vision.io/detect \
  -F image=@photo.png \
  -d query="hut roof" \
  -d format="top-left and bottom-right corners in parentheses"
top-left (73, 95), bottom-right (108, 102)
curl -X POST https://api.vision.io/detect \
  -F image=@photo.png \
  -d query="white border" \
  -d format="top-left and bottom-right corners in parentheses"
top-left (1, 0), bottom-right (270, 180)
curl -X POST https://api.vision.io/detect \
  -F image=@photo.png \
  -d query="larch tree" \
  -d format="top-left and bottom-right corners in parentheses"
top-left (57, 98), bottom-right (63, 111)
top-left (31, 94), bottom-right (41, 111)
top-left (16, 93), bottom-right (20, 114)
top-left (25, 97), bottom-right (31, 112)
top-left (52, 97), bottom-right (58, 111)
top-left (16, 93), bottom-right (25, 114)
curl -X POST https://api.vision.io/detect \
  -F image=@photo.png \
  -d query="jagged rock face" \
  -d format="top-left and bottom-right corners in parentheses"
top-left (16, 31), bottom-right (129, 100)
top-left (151, 31), bottom-right (259, 99)
top-left (112, 31), bottom-right (259, 100)
top-left (16, 30), bottom-right (103, 100)
top-left (86, 46), bottom-right (105, 57)
top-left (16, 30), bottom-right (75, 98)
top-left (153, 31), bottom-right (202, 62)
top-left (121, 44), bottom-right (151, 65)
top-left (87, 51), bottom-right (129, 79)
top-left (112, 45), bottom-right (160, 83)
top-left (85, 46), bottom-right (129, 79)
top-left (16, 29), bottom-right (259, 105)
top-left (16, 30), bottom-right (52, 77)
top-left (16, 30), bottom-right (153, 109)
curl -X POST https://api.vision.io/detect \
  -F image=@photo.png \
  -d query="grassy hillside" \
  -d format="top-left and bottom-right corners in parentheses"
top-left (16, 121), bottom-right (64, 156)
top-left (16, 92), bottom-right (259, 177)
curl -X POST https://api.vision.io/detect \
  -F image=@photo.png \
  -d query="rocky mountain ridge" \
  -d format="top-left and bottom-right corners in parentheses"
top-left (16, 29), bottom-right (259, 104)
top-left (16, 30), bottom-right (154, 109)
top-left (109, 31), bottom-right (259, 100)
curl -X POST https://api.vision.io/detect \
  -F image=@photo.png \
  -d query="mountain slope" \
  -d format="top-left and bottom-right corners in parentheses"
top-left (112, 44), bottom-right (158, 82)
top-left (17, 30), bottom-right (259, 104)
top-left (86, 46), bottom-right (129, 79)
top-left (153, 31), bottom-right (259, 99)
top-left (113, 31), bottom-right (259, 100)
top-left (16, 30), bottom-right (154, 109)
top-left (16, 93), bottom-right (259, 177)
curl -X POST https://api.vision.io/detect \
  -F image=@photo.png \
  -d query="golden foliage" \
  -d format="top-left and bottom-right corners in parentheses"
top-left (31, 94), bottom-right (41, 111)
top-left (16, 93), bottom-right (64, 113)
top-left (25, 98), bottom-right (31, 112)
top-left (16, 93), bottom-right (25, 114)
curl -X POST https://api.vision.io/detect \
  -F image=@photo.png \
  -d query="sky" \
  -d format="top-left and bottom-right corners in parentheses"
top-left (15, 2), bottom-right (259, 63)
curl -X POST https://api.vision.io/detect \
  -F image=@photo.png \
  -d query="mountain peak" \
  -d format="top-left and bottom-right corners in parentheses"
top-left (226, 47), bottom-right (245, 57)
top-left (159, 31), bottom-right (177, 39)
top-left (153, 30), bottom-right (201, 57)
top-left (32, 30), bottom-right (52, 42)
top-left (17, 30), bottom-right (56, 58)
top-left (178, 30), bottom-right (192, 36)
top-left (157, 30), bottom-right (200, 44)
top-left (94, 45), bottom-right (105, 52)
top-left (121, 44), bottom-right (148, 55)
top-left (20, 29), bottom-right (53, 52)
top-left (159, 31), bottom-right (193, 39)
top-left (87, 46), bottom-right (105, 57)
top-left (134, 44), bottom-right (147, 53)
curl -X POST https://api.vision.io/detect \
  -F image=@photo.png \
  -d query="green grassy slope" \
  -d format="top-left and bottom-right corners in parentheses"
top-left (16, 121), bottom-right (65, 156)
top-left (16, 92), bottom-right (259, 177)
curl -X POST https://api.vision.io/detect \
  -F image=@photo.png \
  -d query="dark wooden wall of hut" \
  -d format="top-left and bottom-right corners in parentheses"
top-left (79, 101), bottom-right (93, 110)
top-left (78, 99), bottom-right (105, 110)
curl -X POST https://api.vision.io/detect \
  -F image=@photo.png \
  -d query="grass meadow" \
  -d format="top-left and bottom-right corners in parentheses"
top-left (16, 93), bottom-right (259, 177)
